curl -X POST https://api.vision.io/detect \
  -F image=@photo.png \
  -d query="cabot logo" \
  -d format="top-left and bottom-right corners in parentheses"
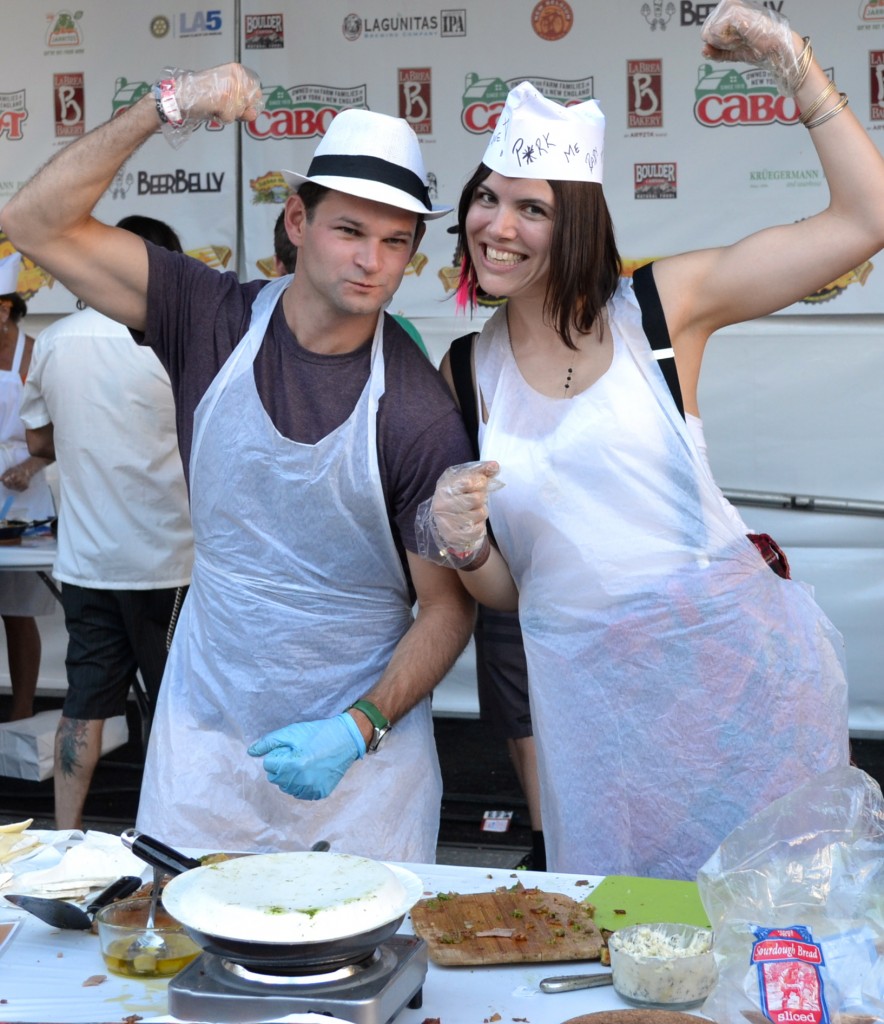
top-left (694, 62), bottom-right (799, 126)
top-left (0, 90), bottom-right (28, 141)
top-left (246, 84), bottom-right (368, 140)
top-left (628, 59), bottom-right (663, 129)
top-left (461, 73), bottom-right (594, 134)
top-left (46, 10), bottom-right (83, 49)
top-left (531, 0), bottom-right (573, 41)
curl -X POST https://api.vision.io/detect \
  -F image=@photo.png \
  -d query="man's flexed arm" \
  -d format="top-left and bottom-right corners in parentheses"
top-left (0, 65), bottom-right (262, 332)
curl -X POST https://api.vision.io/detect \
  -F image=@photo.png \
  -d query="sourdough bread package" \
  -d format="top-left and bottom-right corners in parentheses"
top-left (697, 766), bottom-right (883, 1024)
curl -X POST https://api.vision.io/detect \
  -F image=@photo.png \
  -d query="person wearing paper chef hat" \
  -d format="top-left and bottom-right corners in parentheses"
top-left (417, 0), bottom-right (884, 881)
top-left (0, 252), bottom-right (56, 722)
top-left (2, 65), bottom-right (475, 858)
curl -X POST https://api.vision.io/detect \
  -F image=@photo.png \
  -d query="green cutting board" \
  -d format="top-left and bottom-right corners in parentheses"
top-left (584, 875), bottom-right (710, 932)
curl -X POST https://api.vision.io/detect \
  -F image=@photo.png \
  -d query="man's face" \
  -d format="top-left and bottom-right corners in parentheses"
top-left (289, 190), bottom-right (423, 319)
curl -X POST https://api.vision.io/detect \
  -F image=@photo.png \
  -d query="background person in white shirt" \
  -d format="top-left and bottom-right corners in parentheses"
top-left (21, 216), bottom-right (193, 830)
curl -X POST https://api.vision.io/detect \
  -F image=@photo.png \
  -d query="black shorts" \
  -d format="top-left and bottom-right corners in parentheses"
top-left (60, 583), bottom-right (185, 720)
top-left (475, 605), bottom-right (533, 740)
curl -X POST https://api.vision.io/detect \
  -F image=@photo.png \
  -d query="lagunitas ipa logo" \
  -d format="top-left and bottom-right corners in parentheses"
top-left (46, 10), bottom-right (83, 49)
top-left (628, 59), bottom-right (662, 129)
top-left (871, 50), bottom-right (884, 121)
top-left (0, 90), bottom-right (28, 141)
top-left (246, 84), bottom-right (368, 140)
top-left (694, 62), bottom-right (799, 126)
top-left (440, 9), bottom-right (466, 36)
top-left (54, 72), bottom-right (85, 137)
top-left (531, 0), bottom-right (573, 41)
top-left (399, 68), bottom-right (431, 134)
top-left (244, 13), bottom-right (284, 49)
top-left (461, 73), bottom-right (594, 134)
top-left (634, 161), bottom-right (676, 198)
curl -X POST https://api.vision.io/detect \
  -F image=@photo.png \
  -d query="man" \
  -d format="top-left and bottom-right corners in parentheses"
top-left (20, 215), bottom-right (193, 831)
top-left (1, 64), bottom-right (474, 860)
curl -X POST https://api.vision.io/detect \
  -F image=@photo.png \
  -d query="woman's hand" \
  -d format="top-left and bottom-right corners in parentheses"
top-left (701, 0), bottom-right (803, 96)
top-left (416, 461), bottom-right (501, 569)
top-left (1, 456), bottom-right (45, 492)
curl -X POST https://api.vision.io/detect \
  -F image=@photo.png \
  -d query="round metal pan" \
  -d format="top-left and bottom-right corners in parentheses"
top-left (122, 831), bottom-right (424, 969)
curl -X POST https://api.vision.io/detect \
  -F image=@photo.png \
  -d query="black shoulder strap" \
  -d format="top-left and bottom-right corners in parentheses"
top-left (632, 262), bottom-right (685, 420)
top-left (449, 332), bottom-right (480, 460)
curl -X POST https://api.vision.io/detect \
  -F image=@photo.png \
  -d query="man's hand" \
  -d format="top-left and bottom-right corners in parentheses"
top-left (247, 713), bottom-right (366, 800)
top-left (170, 64), bottom-right (264, 124)
top-left (415, 461), bottom-right (501, 569)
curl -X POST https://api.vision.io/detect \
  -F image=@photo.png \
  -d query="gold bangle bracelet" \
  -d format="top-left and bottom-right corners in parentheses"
top-left (799, 80), bottom-right (837, 125)
top-left (793, 36), bottom-right (814, 94)
top-left (805, 93), bottom-right (849, 130)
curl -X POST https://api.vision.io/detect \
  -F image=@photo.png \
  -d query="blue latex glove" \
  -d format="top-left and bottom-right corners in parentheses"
top-left (247, 713), bottom-right (367, 800)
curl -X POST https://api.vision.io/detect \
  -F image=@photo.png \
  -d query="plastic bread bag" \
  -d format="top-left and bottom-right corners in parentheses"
top-left (696, 766), bottom-right (884, 1024)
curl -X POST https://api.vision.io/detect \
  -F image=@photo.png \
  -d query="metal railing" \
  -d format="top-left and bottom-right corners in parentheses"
top-left (722, 489), bottom-right (884, 518)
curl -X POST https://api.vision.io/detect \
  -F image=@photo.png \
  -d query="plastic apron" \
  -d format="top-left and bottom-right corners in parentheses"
top-left (137, 278), bottom-right (441, 861)
top-left (475, 282), bottom-right (848, 881)
top-left (0, 329), bottom-right (54, 521)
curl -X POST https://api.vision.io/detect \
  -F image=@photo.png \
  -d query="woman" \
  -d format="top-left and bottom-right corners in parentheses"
top-left (0, 253), bottom-right (56, 721)
top-left (418, 0), bottom-right (884, 879)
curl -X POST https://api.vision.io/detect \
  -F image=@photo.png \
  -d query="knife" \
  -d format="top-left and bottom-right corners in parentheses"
top-left (539, 971), bottom-right (614, 993)
top-left (4, 875), bottom-right (143, 930)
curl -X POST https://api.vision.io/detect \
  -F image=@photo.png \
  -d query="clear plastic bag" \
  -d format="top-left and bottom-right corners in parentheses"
top-left (697, 766), bottom-right (884, 1024)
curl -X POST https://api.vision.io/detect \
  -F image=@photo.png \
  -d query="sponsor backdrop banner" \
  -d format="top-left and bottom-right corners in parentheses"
top-left (2, 1), bottom-right (884, 315)
top-left (0, 2), bottom-right (237, 314)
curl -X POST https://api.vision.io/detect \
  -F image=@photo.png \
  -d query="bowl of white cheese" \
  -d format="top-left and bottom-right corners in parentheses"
top-left (608, 922), bottom-right (717, 1009)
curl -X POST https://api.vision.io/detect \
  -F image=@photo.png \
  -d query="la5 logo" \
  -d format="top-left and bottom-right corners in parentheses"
top-left (179, 10), bottom-right (223, 35)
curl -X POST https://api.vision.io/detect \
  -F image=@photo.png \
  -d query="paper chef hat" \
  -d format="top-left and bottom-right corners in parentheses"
top-left (482, 82), bottom-right (605, 184)
top-left (0, 253), bottom-right (22, 295)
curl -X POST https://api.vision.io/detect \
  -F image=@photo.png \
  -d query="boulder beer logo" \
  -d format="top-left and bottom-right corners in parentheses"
top-left (399, 68), bottom-right (431, 134)
top-left (634, 161), bottom-right (676, 198)
top-left (0, 90), bottom-right (28, 141)
top-left (246, 84), bottom-right (368, 140)
top-left (245, 13), bottom-right (284, 49)
top-left (628, 59), bottom-right (662, 128)
top-left (694, 62), bottom-right (799, 126)
top-left (54, 72), bottom-right (84, 137)
top-left (871, 50), bottom-right (884, 122)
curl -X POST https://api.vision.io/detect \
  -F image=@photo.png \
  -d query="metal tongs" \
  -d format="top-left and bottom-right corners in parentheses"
top-left (539, 971), bottom-right (614, 993)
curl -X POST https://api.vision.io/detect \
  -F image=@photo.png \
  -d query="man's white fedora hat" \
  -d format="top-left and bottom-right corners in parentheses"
top-left (283, 108), bottom-right (451, 220)
top-left (0, 253), bottom-right (22, 294)
top-left (482, 81), bottom-right (605, 184)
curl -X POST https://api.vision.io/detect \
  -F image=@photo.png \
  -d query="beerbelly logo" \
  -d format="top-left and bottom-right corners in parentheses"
top-left (54, 72), bottom-right (85, 138)
top-left (246, 84), bottom-right (368, 140)
top-left (694, 62), bottom-right (799, 126)
top-left (628, 59), bottom-right (662, 129)
top-left (634, 162), bottom-right (676, 199)
top-left (245, 13), bottom-right (284, 49)
top-left (0, 90), bottom-right (28, 141)
top-left (399, 68), bottom-right (431, 135)
top-left (461, 73), bottom-right (595, 134)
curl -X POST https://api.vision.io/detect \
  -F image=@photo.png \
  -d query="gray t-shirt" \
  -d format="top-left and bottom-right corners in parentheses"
top-left (137, 243), bottom-right (473, 573)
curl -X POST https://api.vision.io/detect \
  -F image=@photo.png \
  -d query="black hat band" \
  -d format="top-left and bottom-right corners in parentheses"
top-left (306, 154), bottom-right (431, 211)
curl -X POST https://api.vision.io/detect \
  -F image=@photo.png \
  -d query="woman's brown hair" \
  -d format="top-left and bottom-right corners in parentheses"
top-left (455, 164), bottom-right (622, 350)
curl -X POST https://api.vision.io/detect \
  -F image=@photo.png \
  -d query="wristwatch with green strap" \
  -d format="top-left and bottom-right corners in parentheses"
top-left (347, 698), bottom-right (391, 753)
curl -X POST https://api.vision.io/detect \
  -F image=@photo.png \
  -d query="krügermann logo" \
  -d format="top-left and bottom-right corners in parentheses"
top-left (461, 73), bottom-right (594, 134)
top-left (694, 61), bottom-right (799, 127)
top-left (747, 167), bottom-right (822, 189)
top-left (246, 84), bottom-right (368, 139)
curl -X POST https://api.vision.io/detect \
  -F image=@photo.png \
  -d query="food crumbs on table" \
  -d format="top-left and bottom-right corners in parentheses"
top-left (57, 951), bottom-right (63, 957)
top-left (122, 1016), bottom-right (143, 1024)
top-left (420, 1018), bottom-right (440, 1024)
top-left (82, 975), bottom-right (107, 987)
top-left (575, 878), bottom-right (590, 886)
top-left (614, 908), bottom-right (626, 915)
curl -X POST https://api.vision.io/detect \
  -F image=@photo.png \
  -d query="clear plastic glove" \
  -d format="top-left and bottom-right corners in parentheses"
top-left (247, 713), bottom-right (366, 801)
top-left (156, 63), bottom-right (263, 147)
top-left (415, 460), bottom-right (502, 569)
top-left (701, 0), bottom-right (802, 96)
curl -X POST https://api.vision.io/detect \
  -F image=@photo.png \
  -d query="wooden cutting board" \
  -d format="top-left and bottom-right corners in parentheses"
top-left (409, 884), bottom-right (603, 966)
top-left (585, 876), bottom-right (710, 932)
